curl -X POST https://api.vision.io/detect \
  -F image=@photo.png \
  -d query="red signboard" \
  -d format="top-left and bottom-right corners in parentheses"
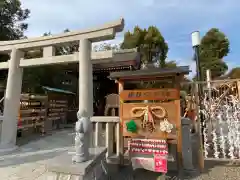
top-left (154, 154), bottom-right (167, 173)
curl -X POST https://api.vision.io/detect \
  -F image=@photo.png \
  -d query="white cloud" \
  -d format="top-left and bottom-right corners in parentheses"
top-left (21, 0), bottom-right (239, 37)
top-left (20, 0), bottom-right (240, 71)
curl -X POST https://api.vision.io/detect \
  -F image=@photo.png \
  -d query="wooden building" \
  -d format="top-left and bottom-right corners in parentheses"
top-left (92, 50), bottom-right (140, 116)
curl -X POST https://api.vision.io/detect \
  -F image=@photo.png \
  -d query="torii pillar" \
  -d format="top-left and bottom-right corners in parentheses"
top-left (0, 48), bottom-right (24, 151)
top-left (72, 39), bottom-right (93, 162)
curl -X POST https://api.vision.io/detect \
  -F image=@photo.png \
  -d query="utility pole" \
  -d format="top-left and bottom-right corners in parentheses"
top-left (191, 31), bottom-right (204, 171)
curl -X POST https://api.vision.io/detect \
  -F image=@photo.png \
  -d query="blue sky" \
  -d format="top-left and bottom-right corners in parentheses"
top-left (21, 0), bottom-right (240, 76)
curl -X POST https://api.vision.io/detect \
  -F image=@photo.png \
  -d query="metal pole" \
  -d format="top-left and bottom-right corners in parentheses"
top-left (206, 70), bottom-right (213, 128)
top-left (194, 46), bottom-right (204, 138)
top-left (194, 46), bottom-right (203, 93)
top-left (194, 45), bottom-right (205, 171)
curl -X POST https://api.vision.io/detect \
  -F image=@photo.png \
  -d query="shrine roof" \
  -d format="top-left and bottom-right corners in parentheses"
top-left (93, 49), bottom-right (140, 72)
top-left (108, 66), bottom-right (190, 80)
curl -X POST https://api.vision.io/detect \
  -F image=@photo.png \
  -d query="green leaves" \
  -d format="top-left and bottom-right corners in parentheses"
top-left (200, 28), bottom-right (230, 59)
top-left (121, 26), bottom-right (168, 67)
top-left (0, 0), bottom-right (30, 84)
top-left (21, 31), bottom-right (79, 93)
top-left (227, 67), bottom-right (240, 79)
top-left (126, 120), bottom-right (137, 133)
top-left (197, 28), bottom-right (230, 80)
top-left (0, 0), bottom-right (30, 41)
top-left (93, 43), bottom-right (120, 52)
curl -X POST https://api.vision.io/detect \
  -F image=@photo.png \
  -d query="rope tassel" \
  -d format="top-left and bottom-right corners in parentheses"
top-left (130, 105), bottom-right (173, 133)
top-left (131, 105), bottom-right (165, 132)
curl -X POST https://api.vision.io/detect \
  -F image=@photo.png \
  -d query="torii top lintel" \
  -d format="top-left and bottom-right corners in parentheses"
top-left (0, 18), bottom-right (124, 53)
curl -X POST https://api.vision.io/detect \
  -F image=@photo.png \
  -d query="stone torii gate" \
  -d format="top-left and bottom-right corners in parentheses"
top-left (0, 18), bottom-right (125, 161)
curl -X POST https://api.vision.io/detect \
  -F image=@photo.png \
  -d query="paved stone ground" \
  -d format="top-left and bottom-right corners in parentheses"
top-left (109, 162), bottom-right (240, 180)
top-left (0, 129), bottom-right (75, 180)
top-left (0, 129), bottom-right (240, 179)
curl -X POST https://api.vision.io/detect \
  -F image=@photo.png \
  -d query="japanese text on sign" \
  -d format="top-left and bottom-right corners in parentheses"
top-left (120, 89), bottom-right (179, 101)
top-left (128, 139), bottom-right (168, 155)
top-left (128, 91), bottom-right (170, 98)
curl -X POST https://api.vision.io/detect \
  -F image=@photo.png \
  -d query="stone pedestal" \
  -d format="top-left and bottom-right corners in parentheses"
top-left (45, 147), bottom-right (107, 180)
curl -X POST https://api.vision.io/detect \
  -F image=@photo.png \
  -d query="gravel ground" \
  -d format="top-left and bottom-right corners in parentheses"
top-left (107, 133), bottom-right (240, 180)
top-left (106, 158), bottom-right (240, 180)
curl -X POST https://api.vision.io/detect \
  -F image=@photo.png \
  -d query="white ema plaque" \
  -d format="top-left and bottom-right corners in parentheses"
top-left (128, 139), bottom-right (168, 155)
top-left (131, 157), bottom-right (154, 171)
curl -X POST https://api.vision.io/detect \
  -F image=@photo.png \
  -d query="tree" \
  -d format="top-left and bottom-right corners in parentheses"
top-left (22, 30), bottom-right (78, 93)
top-left (0, 0), bottom-right (30, 84)
top-left (227, 67), bottom-right (240, 79)
top-left (93, 43), bottom-right (120, 52)
top-left (0, 0), bottom-right (30, 41)
top-left (121, 26), bottom-right (169, 68)
top-left (199, 28), bottom-right (229, 80)
top-left (165, 60), bottom-right (177, 68)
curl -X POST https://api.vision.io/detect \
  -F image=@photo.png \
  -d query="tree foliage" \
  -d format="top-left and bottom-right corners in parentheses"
top-left (165, 60), bottom-right (177, 68)
top-left (0, 0), bottom-right (30, 84)
top-left (22, 30), bottom-right (78, 93)
top-left (93, 43), bottom-right (120, 52)
top-left (227, 67), bottom-right (240, 79)
top-left (199, 28), bottom-right (229, 80)
top-left (121, 26), bottom-right (169, 67)
top-left (0, 0), bottom-right (30, 41)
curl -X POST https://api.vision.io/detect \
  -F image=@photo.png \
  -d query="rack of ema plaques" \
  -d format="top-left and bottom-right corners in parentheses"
top-left (119, 88), bottom-right (182, 174)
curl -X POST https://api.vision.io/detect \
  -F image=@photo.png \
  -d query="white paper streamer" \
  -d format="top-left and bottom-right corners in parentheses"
top-left (159, 118), bottom-right (174, 133)
top-left (201, 91), bottom-right (240, 159)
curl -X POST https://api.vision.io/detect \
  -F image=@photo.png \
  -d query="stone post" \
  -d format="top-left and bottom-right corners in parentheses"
top-left (0, 49), bottom-right (24, 151)
top-left (72, 39), bottom-right (93, 163)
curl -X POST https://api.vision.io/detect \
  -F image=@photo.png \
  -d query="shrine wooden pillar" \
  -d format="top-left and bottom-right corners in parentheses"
top-left (117, 80), bottom-right (124, 165)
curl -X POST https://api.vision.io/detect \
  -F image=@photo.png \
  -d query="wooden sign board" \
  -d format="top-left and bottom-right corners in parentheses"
top-left (121, 102), bottom-right (179, 139)
top-left (129, 139), bottom-right (168, 173)
top-left (120, 89), bottom-right (179, 101)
